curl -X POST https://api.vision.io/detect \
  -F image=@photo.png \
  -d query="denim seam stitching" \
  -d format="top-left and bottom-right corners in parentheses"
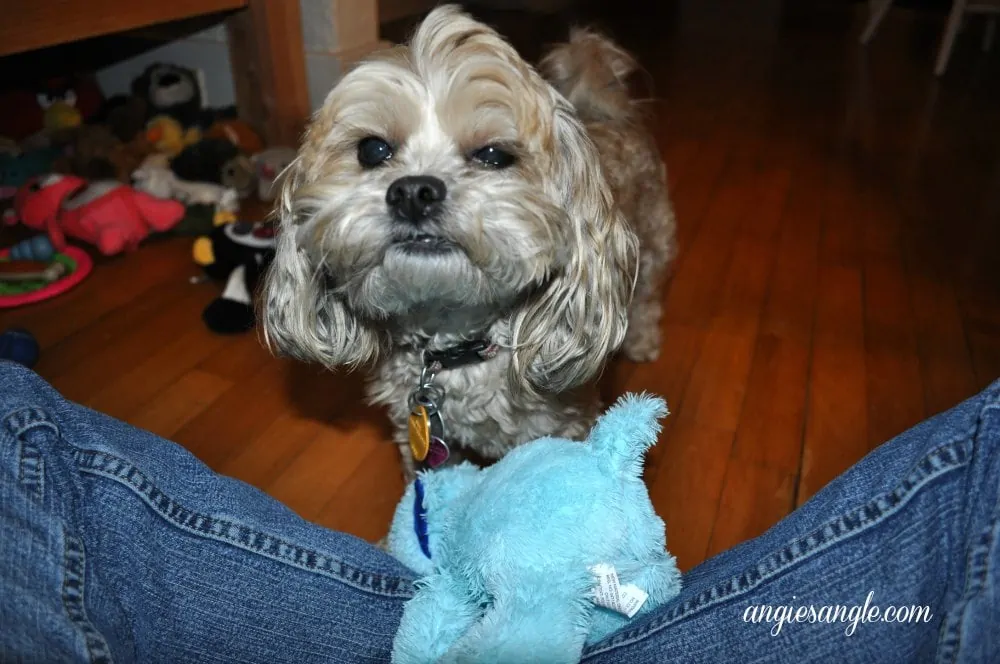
top-left (582, 436), bottom-right (971, 659)
top-left (935, 505), bottom-right (1000, 662)
top-left (62, 532), bottom-right (115, 664)
top-left (3, 406), bottom-right (59, 437)
top-left (17, 437), bottom-right (44, 503)
top-left (74, 449), bottom-right (416, 598)
top-left (936, 399), bottom-right (1000, 662)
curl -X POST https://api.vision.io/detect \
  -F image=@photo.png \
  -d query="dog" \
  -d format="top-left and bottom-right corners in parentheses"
top-left (262, 5), bottom-right (676, 478)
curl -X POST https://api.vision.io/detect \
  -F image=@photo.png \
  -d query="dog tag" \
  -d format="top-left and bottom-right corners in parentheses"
top-left (426, 436), bottom-right (450, 468)
top-left (409, 405), bottom-right (432, 461)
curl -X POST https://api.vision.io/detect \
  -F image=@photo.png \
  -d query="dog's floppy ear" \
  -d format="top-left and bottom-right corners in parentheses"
top-left (509, 104), bottom-right (638, 394)
top-left (130, 64), bottom-right (157, 101)
top-left (260, 162), bottom-right (382, 369)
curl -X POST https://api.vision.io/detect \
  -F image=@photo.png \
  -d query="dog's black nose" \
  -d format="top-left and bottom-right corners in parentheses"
top-left (386, 175), bottom-right (447, 223)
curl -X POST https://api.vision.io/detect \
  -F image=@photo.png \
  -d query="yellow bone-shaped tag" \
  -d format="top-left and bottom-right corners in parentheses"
top-left (408, 405), bottom-right (431, 461)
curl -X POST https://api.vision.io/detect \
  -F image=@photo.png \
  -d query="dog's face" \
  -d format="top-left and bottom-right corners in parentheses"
top-left (264, 5), bottom-right (638, 392)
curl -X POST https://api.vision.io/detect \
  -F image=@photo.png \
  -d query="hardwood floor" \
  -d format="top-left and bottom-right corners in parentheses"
top-left (3, 0), bottom-right (999, 571)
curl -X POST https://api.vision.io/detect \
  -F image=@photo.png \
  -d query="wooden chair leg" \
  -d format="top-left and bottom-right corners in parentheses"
top-left (935, 0), bottom-right (969, 76)
top-left (860, 0), bottom-right (896, 44)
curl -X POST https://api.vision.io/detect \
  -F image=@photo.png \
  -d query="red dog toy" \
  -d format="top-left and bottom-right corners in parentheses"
top-left (6, 175), bottom-right (185, 256)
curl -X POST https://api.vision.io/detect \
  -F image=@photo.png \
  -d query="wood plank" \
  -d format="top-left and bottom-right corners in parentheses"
top-left (706, 461), bottom-right (795, 559)
top-left (218, 413), bottom-right (325, 490)
top-left (196, 330), bottom-right (273, 382)
top-left (676, 209), bottom-right (783, 431)
top-left (799, 264), bottom-right (868, 505)
top-left (315, 439), bottom-right (407, 543)
top-left (172, 359), bottom-right (294, 470)
top-left (662, 169), bottom-right (751, 328)
top-left (963, 300), bottom-right (1000, 392)
top-left (647, 420), bottom-right (733, 572)
top-left (129, 370), bottom-right (233, 439)
top-left (625, 321), bottom-right (703, 483)
top-left (32, 282), bottom-right (191, 379)
top-left (908, 273), bottom-right (978, 415)
top-left (732, 164), bottom-right (823, 472)
top-left (0, 241), bottom-right (193, 351)
top-left (269, 418), bottom-right (385, 523)
top-left (863, 255), bottom-right (926, 449)
top-left (665, 135), bottom-right (732, 252)
top-left (46, 286), bottom-right (216, 402)
top-left (84, 325), bottom-right (229, 421)
top-left (732, 335), bottom-right (811, 473)
top-left (0, 0), bottom-right (246, 57)
top-left (820, 163), bottom-right (865, 269)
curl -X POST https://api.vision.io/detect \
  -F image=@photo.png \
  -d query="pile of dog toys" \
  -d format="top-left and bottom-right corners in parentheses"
top-left (0, 64), bottom-right (293, 326)
top-left (0, 64), bottom-right (295, 258)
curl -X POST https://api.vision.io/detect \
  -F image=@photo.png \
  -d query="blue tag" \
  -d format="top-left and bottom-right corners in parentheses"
top-left (413, 478), bottom-right (431, 559)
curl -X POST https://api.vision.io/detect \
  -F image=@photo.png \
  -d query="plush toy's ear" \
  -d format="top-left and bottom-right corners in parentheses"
top-left (130, 64), bottom-right (155, 101)
top-left (587, 393), bottom-right (668, 477)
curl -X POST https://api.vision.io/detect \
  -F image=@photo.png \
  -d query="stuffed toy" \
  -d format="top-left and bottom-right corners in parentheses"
top-left (252, 147), bottom-right (296, 202)
top-left (8, 174), bottom-right (185, 256)
top-left (145, 115), bottom-right (202, 157)
top-left (94, 94), bottom-right (150, 143)
top-left (0, 147), bottom-right (60, 200)
top-left (171, 138), bottom-right (255, 199)
top-left (192, 220), bottom-right (275, 333)
top-left (7, 235), bottom-right (55, 262)
top-left (0, 138), bottom-right (19, 156)
top-left (0, 76), bottom-right (104, 142)
top-left (386, 393), bottom-right (681, 664)
top-left (46, 125), bottom-right (149, 183)
top-left (131, 63), bottom-right (203, 129)
top-left (56, 124), bottom-right (122, 180)
top-left (205, 118), bottom-right (264, 156)
top-left (131, 154), bottom-right (239, 211)
top-left (170, 203), bottom-right (234, 237)
top-left (0, 328), bottom-right (40, 368)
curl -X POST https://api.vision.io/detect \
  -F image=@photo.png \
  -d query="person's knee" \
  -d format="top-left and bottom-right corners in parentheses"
top-left (0, 361), bottom-right (53, 411)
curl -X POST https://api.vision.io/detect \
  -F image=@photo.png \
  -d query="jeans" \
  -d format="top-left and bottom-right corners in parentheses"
top-left (0, 359), bottom-right (996, 663)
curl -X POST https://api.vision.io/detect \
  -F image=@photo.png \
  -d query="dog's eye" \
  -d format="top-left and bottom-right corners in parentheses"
top-left (358, 137), bottom-right (394, 168)
top-left (470, 145), bottom-right (516, 169)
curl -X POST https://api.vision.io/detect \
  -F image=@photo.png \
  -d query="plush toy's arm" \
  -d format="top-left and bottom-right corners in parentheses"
top-left (439, 590), bottom-right (591, 664)
top-left (391, 574), bottom-right (481, 664)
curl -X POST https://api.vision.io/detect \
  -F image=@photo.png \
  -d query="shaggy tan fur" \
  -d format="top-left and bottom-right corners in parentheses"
top-left (263, 6), bottom-right (676, 479)
top-left (540, 27), bottom-right (677, 362)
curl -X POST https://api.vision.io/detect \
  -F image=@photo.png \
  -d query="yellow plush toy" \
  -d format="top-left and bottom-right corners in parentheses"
top-left (145, 115), bottom-right (200, 157)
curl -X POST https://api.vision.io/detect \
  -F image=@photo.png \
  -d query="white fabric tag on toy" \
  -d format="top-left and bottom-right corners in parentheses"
top-left (590, 563), bottom-right (648, 618)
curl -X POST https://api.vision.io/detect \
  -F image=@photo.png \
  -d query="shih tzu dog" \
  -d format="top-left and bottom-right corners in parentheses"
top-left (263, 5), bottom-right (676, 478)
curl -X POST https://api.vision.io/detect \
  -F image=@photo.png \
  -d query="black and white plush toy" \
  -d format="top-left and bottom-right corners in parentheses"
top-left (192, 220), bottom-right (275, 334)
top-left (131, 63), bottom-right (203, 128)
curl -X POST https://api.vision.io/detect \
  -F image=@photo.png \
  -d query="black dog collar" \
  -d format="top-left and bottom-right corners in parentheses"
top-left (422, 338), bottom-right (498, 372)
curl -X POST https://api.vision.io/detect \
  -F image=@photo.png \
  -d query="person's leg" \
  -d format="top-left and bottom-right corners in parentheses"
top-left (585, 379), bottom-right (1000, 664)
top-left (0, 360), bottom-right (416, 663)
top-left (5, 356), bottom-right (998, 664)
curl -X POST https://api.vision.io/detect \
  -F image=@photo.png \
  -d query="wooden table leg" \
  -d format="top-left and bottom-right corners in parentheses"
top-left (227, 0), bottom-right (311, 148)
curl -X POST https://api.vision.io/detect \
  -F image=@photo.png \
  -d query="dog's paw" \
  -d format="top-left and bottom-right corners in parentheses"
top-left (623, 343), bottom-right (660, 363)
top-left (622, 330), bottom-right (661, 363)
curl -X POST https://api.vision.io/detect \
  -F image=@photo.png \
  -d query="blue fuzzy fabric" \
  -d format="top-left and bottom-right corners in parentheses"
top-left (387, 393), bottom-right (681, 664)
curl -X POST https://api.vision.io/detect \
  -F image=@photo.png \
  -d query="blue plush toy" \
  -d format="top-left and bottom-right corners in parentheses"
top-left (387, 393), bottom-right (681, 664)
